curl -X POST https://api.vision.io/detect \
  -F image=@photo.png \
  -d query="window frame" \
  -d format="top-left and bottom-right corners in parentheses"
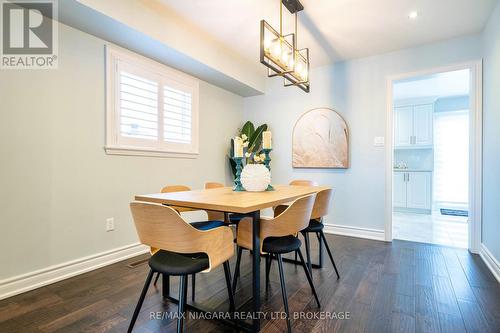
top-left (105, 45), bottom-right (199, 158)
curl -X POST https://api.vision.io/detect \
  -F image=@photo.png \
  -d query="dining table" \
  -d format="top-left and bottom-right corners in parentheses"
top-left (135, 184), bottom-right (330, 332)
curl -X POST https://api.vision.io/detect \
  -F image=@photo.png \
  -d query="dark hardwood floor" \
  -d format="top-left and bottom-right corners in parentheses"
top-left (1, 235), bottom-right (499, 333)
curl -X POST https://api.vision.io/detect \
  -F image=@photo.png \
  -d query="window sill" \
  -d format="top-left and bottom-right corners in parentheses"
top-left (104, 146), bottom-right (198, 159)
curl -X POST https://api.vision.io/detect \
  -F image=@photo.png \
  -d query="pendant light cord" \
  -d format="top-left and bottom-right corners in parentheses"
top-left (279, 0), bottom-right (282, 36)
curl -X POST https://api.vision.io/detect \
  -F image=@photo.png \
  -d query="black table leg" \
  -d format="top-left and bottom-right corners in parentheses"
top-left (251, 210), bottom-right (261, 332)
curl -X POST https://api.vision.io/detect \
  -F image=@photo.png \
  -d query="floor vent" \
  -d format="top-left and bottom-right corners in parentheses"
top-left (127, 258), bottom-right (149, 269)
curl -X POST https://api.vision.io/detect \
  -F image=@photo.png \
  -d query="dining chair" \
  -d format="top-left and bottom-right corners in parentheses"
top-left (128, 202), bottom-right (235, 333)
top-left (301, 188), bottom-right (340, 279)
top-left (232, 194), bottom-right (320, 333)
top-left (273, 180), bottom-right (319, 266)
top-left (153, 185), bottom-right (226, 302)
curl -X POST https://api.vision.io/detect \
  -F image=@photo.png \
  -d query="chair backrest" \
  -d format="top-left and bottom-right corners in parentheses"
top-left (236, 194), bottom-right (316, 252)
top-left (130, 202), bottom-right (233, 272)
top-left (262, 193), bottom-right (317, 239)
top-left (311, 188), bottom-right (335, 220)
top-left (205, 182), bottom-right (224, 189)
top-left (161, 185), bottom-right (191, 193)
top-left (289, 179), bottom-right (318, 186)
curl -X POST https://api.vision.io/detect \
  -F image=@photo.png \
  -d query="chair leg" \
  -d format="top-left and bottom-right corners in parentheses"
top-left (223, 261), bottom-right (236, 312)
top-left (127, 269), bottom-right (154, 333)
top-left (276, 254), bottom-right (292, 333)
top-left (297, 249), bottom-right (321, 308)
top-left (177, 275), bottom-right (188, 333)
top-left (316, 232), bottom-right (324, 268)
top-left (162, 273), bottom-right (170, 297)
top-left (303, 232), bottom-right (313, 277)
top-left (265, 254), bottom-right (273, 291)
top-left (320, 231), bottom-right (340, 279)
top-left (232, 246), bottom-right (243, 294)
top-left (191, 274), bottom-right (196, 302)
top-left (153, 272), bottom-right (161, 286)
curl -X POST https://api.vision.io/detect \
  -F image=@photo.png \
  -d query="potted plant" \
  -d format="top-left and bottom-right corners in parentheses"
top-left (229, 121), bottom-right (271, 191)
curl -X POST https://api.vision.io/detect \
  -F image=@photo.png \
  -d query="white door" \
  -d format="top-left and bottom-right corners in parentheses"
top-left (413, 104), bottom-right (433, 146)
top-left (393, 172), bottom-right (407, 208)
top-left (394, 106), bottom-right (413, 147)
top-left (406, 172), bottom-right (432, 210)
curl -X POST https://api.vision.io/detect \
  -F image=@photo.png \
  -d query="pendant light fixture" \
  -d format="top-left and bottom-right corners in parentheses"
top-left (260, 0), bottom-right (310, 93)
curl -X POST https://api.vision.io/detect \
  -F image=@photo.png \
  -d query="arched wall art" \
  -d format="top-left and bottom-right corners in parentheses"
top-left (292, 108), bottom-right (349, 168)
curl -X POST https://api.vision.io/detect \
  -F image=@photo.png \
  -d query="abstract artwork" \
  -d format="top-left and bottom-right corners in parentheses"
top-left (292, 108), bottom-right (349, 168)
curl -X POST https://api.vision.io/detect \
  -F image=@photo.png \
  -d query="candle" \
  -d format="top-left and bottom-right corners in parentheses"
top-left (262, 131), bottom-right (272, 149)
top-left (233, 138), bottom-right (243, 157)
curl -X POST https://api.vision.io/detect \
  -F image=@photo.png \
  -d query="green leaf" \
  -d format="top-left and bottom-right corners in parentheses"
top-left (248, 124), bottom-right (268, 152)
top-left (240, 121), bottom-right (255, 139)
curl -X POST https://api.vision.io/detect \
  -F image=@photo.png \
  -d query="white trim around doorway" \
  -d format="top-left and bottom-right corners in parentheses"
top-left (385, 60), bottom-right (483, 254)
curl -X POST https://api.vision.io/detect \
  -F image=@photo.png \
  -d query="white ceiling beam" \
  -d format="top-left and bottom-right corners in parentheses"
top-left (59, 0), bottom-right (265, 96)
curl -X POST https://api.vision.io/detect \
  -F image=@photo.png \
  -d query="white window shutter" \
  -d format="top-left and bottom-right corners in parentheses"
top-left (119, 71), bottom-right (159, 140)
top-left (163, 86), bottom-right (192, 144)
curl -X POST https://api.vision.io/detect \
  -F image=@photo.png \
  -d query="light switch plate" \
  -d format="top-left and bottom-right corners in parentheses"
top-left (374, 136), bottom-right (385, 147)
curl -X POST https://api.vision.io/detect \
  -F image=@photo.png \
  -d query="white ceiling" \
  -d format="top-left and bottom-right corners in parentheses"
top-left (393, 69), bottom-right (470, 100)
top-left (157, 0), bottom-right (497, 67)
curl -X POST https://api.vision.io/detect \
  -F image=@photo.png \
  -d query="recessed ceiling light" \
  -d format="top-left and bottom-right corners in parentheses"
top-left (408, 11), bottom-right (418, 20)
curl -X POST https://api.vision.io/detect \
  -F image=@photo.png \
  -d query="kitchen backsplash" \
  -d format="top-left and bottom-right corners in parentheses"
top-left (394, 149), bottom-right (434, 170)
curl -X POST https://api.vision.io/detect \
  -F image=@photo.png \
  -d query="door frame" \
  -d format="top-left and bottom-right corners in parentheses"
top-left (385, 60), bottom-right (483, 253)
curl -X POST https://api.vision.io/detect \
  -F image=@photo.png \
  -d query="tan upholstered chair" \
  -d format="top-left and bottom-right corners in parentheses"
top-left (300, 188), bottom-right (340, 279)
top-left (273, 179), bottom-right (319, 216)
top-left (233, 194), bottom-right (321, 332)
top-left (128, 202), bottom-right (235, 333)
top-left (154, 185), bottom-right (227, 301)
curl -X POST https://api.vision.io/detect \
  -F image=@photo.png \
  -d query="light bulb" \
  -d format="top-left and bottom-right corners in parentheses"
top-left (408, 11), bottom-right (418, 19)
top-left (271, 42), bottom-right (281, 58)
top-left (264, 37), bottom-right (272, 51)
top-left (301, 68), bottom-right (308, 80)
top-left (296, 62), bottom-right (303, 74)
top-left (288, 56), bottom-right (294, 68)
top-left (281, 51), bottom-right (288, 64)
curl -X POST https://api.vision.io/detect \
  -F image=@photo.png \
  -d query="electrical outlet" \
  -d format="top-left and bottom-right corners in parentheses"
top-left (374, 136), bottom-right (385, 147)
top-left (106, 218), bottom-right (115, 232)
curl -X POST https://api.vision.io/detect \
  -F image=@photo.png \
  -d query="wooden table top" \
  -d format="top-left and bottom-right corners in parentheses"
top-left (134, 185), bottom-right (330, 214)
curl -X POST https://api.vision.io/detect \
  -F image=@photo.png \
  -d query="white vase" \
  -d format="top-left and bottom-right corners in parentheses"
top-left (240, 164), bottom-right (271, 192)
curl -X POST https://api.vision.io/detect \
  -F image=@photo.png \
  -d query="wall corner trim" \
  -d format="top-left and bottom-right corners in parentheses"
top-left (323, 224), bottom-right (386, 241)
top-left (0, 243), bottom-right (149, 300)
top-left (479, 243), bottom-right (500, 283)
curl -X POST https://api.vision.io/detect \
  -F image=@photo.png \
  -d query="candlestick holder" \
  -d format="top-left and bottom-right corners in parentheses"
top-left (232, 157), bottom-right (245, 191)
top-left (262, 148), bottom-right (274, 191)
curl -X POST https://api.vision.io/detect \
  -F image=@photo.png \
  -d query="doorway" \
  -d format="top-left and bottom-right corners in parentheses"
top-left (385, 62), bottom-right (482, 252)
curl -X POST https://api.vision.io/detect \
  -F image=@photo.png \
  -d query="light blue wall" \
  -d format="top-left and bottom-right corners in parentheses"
top-left (482, 2), bottom-right (500, 262)
top-left (244, 35), bottom-right (482, 232)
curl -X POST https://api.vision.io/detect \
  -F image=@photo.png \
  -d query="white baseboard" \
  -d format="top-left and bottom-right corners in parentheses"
top-left (0, 243), bottom-right (149, 300)
top-left (479, 243), bottom-right (500, 283)
top-left (323, 224), bottom-right (386, 241)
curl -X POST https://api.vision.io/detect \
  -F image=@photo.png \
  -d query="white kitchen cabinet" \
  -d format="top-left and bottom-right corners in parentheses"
top-left (393, 172), bottom-right (407, 208)
top-left (394, 106), bottom-right (413, 147)
top-left (406, 172), bottom-right (432, 210)
top-left (394, 103), bottom-right (433, 148)
top-left (393, 171), bottom-right (432, 212)
top-left (413, 104), bottom-right (433, 146)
